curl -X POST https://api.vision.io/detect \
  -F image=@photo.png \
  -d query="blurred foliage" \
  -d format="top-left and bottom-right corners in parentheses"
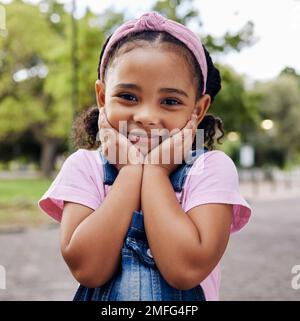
top-left (152, 0), bottom-right (258, 53)
top-left (212, 64), bottom-right (261, 139)
top-left (250, 72), bottom-right (300, 168)
top-left (0, 0), bottom-right (124, 175)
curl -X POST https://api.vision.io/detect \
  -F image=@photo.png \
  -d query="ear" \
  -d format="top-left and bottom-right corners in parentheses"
top-left (194, 94), bottom-right (211, 125)
top-left (95, 79), bottom-right (106, 108)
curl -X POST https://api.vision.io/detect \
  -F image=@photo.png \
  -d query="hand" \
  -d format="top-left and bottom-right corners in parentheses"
top-left (143, 111), bottom-right (199, 176)
top-left (98, 107), bottom-right (144, 171)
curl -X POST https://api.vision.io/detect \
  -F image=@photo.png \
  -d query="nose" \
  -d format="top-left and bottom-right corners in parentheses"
top-left (132, 108), bottom-right (160, 128)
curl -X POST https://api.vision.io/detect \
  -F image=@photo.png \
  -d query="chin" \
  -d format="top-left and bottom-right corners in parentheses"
top-left (135, 142), bottom-right (157, 156)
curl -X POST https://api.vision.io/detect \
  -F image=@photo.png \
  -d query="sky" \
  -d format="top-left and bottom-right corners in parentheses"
top-left (2, 0), bottom-right (300, 83)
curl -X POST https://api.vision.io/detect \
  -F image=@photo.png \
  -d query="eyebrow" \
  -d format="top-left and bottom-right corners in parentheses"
top-left (113, 83), bottom-right (189, 98)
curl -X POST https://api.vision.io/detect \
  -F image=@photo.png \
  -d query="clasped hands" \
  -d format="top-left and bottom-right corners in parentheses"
top-left (98, 107), bottom-right (199, 176)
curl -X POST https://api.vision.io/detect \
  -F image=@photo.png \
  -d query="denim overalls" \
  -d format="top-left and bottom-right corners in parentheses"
top-left (73, 147), bottom-right (208, 301)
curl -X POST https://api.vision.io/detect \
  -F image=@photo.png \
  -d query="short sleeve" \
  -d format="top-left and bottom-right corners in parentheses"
top-left (183, 151), bottom-right (252, 234)
top-left (38, 149), bottom-right (103, 223)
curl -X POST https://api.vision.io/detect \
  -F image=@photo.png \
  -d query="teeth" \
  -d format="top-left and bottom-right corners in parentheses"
top-left (127, 133), bottom-right (161, 144)
top-left (130, 135), bottom-right (139, 142)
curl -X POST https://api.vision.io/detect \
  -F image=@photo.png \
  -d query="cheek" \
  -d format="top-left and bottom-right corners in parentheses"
top-left (106, 104), bottom-right (191, 134)
top-left (106, 108), bottom-right (129, 132)
top-left (167, 109), bottom-right (192, 132)
top-left (166, 118), bottom-right (188, 134)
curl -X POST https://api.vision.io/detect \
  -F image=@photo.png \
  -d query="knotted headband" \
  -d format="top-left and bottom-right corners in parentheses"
top-left (99, 11), bottom-right (208, 95)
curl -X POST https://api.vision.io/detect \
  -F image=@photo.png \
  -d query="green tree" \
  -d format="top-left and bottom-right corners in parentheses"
top-left (0, 0), bottom-right (64, 175)
top-left (0, 1), bottom-right (124, 176)
top-left (152, 0), bottom-right (258, 53)
top-left (213, 64), bottom-right (261, 138)
top-left (252, 72), bottom-right (300, 168)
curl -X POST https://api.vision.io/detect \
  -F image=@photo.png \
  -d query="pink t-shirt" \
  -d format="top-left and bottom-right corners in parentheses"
top-left (38, 148), bottom-right (252, 301)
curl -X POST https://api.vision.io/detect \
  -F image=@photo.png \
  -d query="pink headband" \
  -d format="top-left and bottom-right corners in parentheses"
top-left (99, 11), bottom-right (208, 95)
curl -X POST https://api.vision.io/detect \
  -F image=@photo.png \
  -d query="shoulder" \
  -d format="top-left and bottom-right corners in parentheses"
top-left (201, 150), bottom-right (237, 168)
top-left (184, 150), bottom-right (252, 234)
top-left (63, 148), bottom-right (101, 166)
top-left (38, 148), bottom-right (105, 223)
top-left (49, 148), bottom-right (105, 198)
top-left (191, 150), bottom-right (239, 184)
top-left (60, 148), bottom-right (103, 176)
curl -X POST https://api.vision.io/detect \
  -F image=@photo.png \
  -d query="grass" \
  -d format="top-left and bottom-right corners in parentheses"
top-left (0, 178), bottom-right (56, 230)
top-left (0, 178), bottom-right (53, 203)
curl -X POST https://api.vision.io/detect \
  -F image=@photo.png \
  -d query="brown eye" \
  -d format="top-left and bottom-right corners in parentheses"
top-left (118, 93), bottom-right (137, 102)
top-left (162, 98), bottom-right (182, 106)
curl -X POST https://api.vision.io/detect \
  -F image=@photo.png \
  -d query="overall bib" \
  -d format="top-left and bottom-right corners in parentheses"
top-left (73, 147), bottom-right (208, 301)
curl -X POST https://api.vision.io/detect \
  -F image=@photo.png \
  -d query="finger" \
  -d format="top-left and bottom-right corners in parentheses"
top-left (189, 112), bottom-right (198, 124)
top-left (183, 125), bottom-right (196, 148)
top-left (100, 127), bottom-right (114, 143)
top-left (101, 143), bottom-right (108, 156)
top-left (191, 110), bottom-right (198, 119)
top-left (99, 107), bottom-right (104, 118)
top-left (188, 117), bottom-right (198, 133)
top-left (185, 120), bottom-right (193, 128)
top-left (99, 110), bottom-right (116, 132)
top-left (101, 109), bottom-right (117, 133)
top-left (186, 114), bottom-right (195, 127)
top-left (99, 129), bottom-right (107, 143)
top-left (172, 129), bottom-right (184, 146)
top-left (99, 107), bottom-right (109, 122)
top-left (98, 108), bottom-right (105, 124)
top-left (170, 128), bottom-right (181, 137)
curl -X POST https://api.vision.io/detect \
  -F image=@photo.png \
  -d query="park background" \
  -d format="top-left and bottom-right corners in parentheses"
top-left (0, 0), bottom-right (299, 300)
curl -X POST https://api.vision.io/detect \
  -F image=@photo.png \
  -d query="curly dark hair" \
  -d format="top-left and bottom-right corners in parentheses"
top-left (71, 30), bottom-right (224, 151)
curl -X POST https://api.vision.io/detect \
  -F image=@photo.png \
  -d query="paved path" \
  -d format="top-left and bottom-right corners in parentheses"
top-left (220, 197), bottom-right (300, 300)
top-left (0, 197), bottom-right (299, 301)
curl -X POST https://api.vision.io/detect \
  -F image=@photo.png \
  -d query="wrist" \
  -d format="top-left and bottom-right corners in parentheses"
top-left (119, 164), bottom-right (143, 173)
top-left (143, 164), bottom-right (170, 176)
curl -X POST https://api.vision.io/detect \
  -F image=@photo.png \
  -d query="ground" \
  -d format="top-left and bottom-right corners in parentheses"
top-left (0, 197), bottom-right (299, 300)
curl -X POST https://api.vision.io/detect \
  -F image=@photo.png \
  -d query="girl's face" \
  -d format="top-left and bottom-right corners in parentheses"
top-left (96, 45), bottom-right (210, 154)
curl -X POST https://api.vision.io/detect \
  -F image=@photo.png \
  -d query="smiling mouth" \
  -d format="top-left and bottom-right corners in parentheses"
top-left (127, 133), bottom-right (163, 144)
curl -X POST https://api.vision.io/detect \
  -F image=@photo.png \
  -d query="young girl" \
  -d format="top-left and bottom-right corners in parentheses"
top-left (38, 11), bottom-right (252, 301)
